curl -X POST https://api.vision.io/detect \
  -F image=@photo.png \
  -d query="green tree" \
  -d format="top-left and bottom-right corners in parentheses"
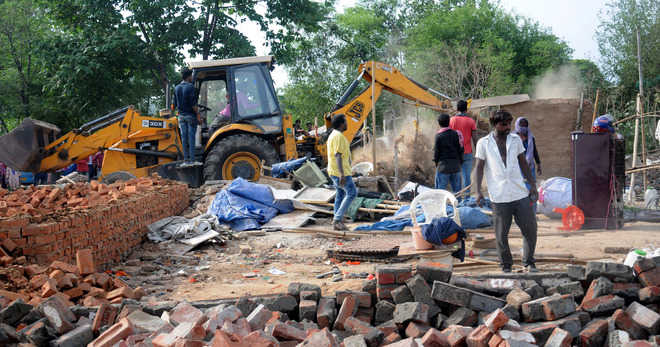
top-left (0, 0), bottom-right (48, 121)
top-left (597, 0), bottom-right (659, 98)
top-left (405, 1), bottom-right (572, 98)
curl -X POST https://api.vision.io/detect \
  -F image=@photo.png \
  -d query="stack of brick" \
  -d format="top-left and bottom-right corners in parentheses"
top-left (0, 248), bottom-right (145, 309)
top-left (0, 257), bottom-right (658, 346)
top-left (0, 176), bottom-right (188, 267)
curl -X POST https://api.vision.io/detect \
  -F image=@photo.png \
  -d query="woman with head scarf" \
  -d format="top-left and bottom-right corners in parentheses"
top-left (514, 117), bottom-right (541, 214)
top-left (514, 117), bottom-right (542, 178)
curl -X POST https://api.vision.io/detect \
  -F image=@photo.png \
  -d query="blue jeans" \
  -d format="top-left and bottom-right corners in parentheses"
top-left (461, 153), bottom-right (474, 193)
top-left (330, 175), bottom-right (357, 222)
top-left (179, 116), bottom-right (198, 162)
top-left (435, 170), bottom-right (461, 192)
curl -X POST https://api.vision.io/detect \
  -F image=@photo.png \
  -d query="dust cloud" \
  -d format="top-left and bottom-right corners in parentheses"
top-left (352, 110), bottom-right (441, 187)
top-left (531, 65), bottom-right (582, 99)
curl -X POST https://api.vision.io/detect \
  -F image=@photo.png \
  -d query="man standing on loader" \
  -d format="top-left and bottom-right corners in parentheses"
top-left (174, 68), bottom-right (202, 166)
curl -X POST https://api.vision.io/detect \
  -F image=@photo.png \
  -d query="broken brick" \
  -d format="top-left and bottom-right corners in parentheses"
top-left (544, 327), bottom-right (572, 347)
top-left (76, 249), bottom-right (96, 275)
top-left (92, 303), bottom-right (118, 333)
top-left (466, 325), bottom-right (493, 347)
top-left (334, 294), bottom-right (358, 330)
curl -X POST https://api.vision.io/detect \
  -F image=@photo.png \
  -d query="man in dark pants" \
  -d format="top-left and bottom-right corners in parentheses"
top-left (433, 113), bottom-right (463, 192)
top-left (475, 110), bottom-right (538, 273)
top-left (450, 100), bottom-right (477, 193)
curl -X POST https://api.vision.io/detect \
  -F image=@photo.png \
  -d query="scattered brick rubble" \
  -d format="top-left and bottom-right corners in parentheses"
top-left (0, 256), bottom-right (657, 346)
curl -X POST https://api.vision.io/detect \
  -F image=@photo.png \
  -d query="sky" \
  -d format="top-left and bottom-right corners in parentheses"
top-left (238, 0), bottom-right (610, 88)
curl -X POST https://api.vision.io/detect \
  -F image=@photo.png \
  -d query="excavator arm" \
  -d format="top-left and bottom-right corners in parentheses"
top-left (327, 61), bottom-right (453, 143)
top-left (0, 106), bottom-right (182, 179)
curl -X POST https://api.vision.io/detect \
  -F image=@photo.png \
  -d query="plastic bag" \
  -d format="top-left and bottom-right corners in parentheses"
top-left (538, 177), bottom-right (572, 219)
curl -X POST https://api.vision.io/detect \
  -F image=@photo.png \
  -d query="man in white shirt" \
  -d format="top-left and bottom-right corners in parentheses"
top-left (475, 110), bottom-right (538, 273)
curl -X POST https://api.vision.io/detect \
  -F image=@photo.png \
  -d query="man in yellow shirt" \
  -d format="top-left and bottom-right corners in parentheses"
top-left (327, 114), bottom-right (356, 231)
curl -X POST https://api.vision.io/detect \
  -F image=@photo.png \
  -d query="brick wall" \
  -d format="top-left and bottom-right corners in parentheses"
top-left (0, 182), bottom-right (188, 268)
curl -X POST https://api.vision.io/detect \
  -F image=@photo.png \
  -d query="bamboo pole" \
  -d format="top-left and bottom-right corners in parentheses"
top-left (629, 94), bottom-right (641, 202)
top-left (636, 28), bottom-right (648, 194)
top-left (590, 89), bottom-right (600, 133)
top-left (371, 61), bottom-right (377, 174)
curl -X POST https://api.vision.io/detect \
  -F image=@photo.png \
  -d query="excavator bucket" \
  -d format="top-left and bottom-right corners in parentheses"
top-left (0, 118), bottom-right (60, 172)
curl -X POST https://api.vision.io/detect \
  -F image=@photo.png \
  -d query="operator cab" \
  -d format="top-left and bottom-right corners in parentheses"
top-left (188, 56), bottom-right (283, 146)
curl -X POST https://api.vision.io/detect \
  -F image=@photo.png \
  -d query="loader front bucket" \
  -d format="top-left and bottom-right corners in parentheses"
top-left (0, 118), bottom-right (60, 172)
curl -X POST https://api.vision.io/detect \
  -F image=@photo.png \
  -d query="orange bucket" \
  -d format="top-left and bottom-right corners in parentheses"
top-left (411, 226), bottom-right (433, 250)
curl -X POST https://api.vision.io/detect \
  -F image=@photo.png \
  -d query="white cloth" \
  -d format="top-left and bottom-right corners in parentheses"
top-left (475, 132), bottom-right (528, 203)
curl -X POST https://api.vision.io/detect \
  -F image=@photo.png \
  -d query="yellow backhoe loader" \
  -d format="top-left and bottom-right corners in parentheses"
top-left (0, 56), bottom-right (453, 186)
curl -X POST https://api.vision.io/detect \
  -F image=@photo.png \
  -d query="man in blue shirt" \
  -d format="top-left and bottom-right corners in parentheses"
top-left (173, 68), bottom-right (201, 165)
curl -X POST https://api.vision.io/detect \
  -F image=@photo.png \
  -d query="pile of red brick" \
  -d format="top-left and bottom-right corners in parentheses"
top-left (0, 176), bottom-right (179, 219)
top-left (0, 258), bottom-right (658, 346)
top-left (0, 177), bottom-right (188, 267)
top-left (0, 248), bottom-right (145, 308)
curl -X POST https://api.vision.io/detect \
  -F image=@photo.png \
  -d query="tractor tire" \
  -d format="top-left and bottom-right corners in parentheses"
top-left (203, 134), bottom-right (279, 181)
top-left (101, 171), bottom-right (136, 184)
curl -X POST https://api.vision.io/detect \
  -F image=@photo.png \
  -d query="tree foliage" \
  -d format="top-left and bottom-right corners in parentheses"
top-left (282, 0), bottom-right (575, 125)
top-left (0, 0), bottom-right (330, 132)
top-left (597, 0), bottom-right (659, 98)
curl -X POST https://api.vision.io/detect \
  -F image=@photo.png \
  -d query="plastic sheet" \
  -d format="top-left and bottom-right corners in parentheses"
top-left (356, 201), bottom-right (491, 231)
top-left (147, 213), bottom-right (221, 242)
top-left (271, 157), bottom-right (307, 178)
top-left (207, 177), bottom-right (294, 231)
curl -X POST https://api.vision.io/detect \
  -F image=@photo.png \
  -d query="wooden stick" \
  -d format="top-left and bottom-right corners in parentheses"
top-left (383, 200), bottom-right (407, 205)
top-left (461, 258), bottom-right (524, 269)
top-left (379, 176), bottom-right (397, 200)
top-left (375, 204), bottom-right (402, 210)
top-left (455, 183), bottom-right (472, 197)
top-left (303, 202), bottom-right (398, 214)
top-left (590, 88), bottom-right (600, 133)
top-left (282, 228), bottom-right (362, 239)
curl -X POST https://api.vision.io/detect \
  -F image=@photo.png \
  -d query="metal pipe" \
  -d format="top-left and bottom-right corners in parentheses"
top-left (105, 147), bottom-right (178, 159)
top-left (332, 70), bottom-right (366, 111)
top-left (77, 106), bottom-right (130, 132)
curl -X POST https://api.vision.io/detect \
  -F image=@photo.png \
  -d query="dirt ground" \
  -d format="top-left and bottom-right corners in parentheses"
top-left (164, 216), bottom-right (660, 302)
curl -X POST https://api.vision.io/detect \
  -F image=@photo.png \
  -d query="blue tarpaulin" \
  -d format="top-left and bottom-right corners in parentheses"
top-left (353, 213), bottom-right (425, 231)
top-left (421, 217), bottom-right (466, 261)
top-left (271, 158), bottom-right (308, 178)
top-left (208, 178), bottom-right (294, 231)
top-left (354, 200), bottom-right (491, 231)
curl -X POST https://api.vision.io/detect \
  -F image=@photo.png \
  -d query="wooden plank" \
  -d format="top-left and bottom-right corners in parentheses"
top-left (291, 201), bottom-right (333, 214)
top-left (257, 176), bottom-right (292, 190)
top-left (397, 241), bottom-right (456, 257)
top-left (262, 210), bottom-right (316, 229)
top-left (281, 227), bottom-right (362, 239)
top-left (271, 189), bottom-right (297, 200)
top-left (293, 187), bottom-right (336, 202)
top-left (469, 94), bottom-right (530, 109)
top-left (300, 201), bottom-right (398, 214)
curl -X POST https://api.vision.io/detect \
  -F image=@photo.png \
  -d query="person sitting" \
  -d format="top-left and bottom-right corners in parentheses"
top-left (209, 94), bottom-right (232, 134)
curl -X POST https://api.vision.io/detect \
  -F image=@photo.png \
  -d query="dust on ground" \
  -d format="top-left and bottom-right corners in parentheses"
top-left (122, 216), bottom-right (660, 302)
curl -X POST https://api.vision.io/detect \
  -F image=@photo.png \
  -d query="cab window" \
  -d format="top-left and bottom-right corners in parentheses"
top-left (234, 65), bottom-right (278, 119)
